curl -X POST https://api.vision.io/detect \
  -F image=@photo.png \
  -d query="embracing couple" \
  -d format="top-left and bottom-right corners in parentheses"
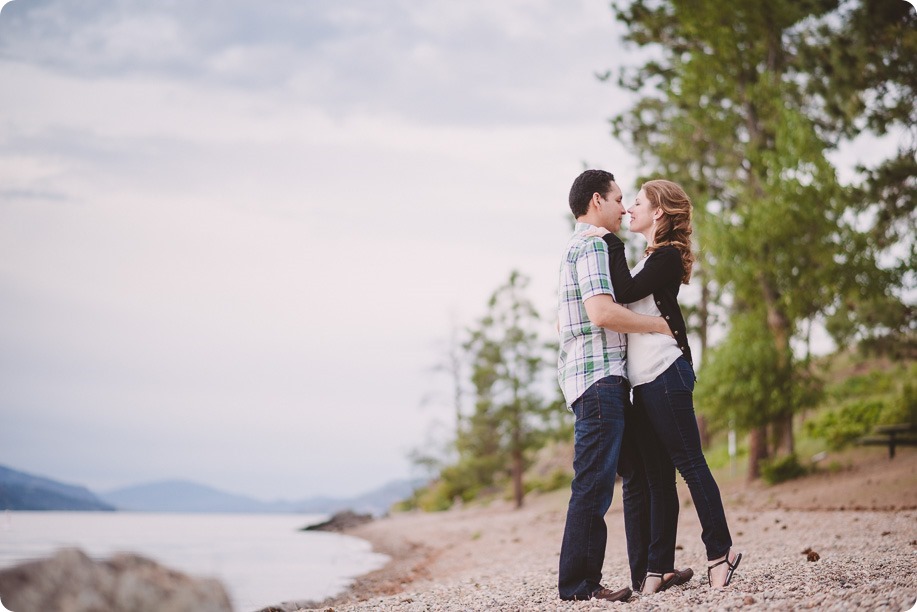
top-left (556, 169), bottom-right (742, 602)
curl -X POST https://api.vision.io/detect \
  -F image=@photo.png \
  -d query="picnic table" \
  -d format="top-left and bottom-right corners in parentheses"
top-left (858, 423), bottom-right (917, 459)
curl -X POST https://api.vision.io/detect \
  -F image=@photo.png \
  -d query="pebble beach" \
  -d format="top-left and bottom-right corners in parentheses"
top-left (275, 449), bottom-right (917, 612)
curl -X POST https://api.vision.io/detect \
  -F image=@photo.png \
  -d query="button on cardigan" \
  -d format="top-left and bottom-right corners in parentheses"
top-left (602, 234), bottom-right (694, 367)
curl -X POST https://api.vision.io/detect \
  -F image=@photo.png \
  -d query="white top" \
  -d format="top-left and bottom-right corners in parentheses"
top-left (625, 256), bottom-right (683, 386)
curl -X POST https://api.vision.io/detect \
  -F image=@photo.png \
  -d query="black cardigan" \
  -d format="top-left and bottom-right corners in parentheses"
top-left (602, 234), bottom-right (694, 367)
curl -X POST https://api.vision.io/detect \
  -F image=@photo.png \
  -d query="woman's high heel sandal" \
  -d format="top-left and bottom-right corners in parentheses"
top-left (641, 568), bottom-right (694, 593)
top-left (708, 551), bottom-right (743, 587)
top-left (640, 571), bottom-right (664, 593)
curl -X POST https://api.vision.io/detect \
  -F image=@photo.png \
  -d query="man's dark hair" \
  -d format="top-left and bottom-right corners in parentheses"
top-left (569, 169), bottom-right (615, 218)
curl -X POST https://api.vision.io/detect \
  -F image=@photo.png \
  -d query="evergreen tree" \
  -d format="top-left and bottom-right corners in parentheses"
top-left (460, 271), bottom-right (555, 508)
top-left (608, 0), bottom-right (907, 478)
top-left (417, 271), bottom-right (558, 509)
top-left (798, 0), bottom-right (916, 357)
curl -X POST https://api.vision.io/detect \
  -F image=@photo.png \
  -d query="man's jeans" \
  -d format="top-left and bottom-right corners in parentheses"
top-left (558, 375), bottom-right (628, 600)
top-left (634, 357), bottom-right (732, 564)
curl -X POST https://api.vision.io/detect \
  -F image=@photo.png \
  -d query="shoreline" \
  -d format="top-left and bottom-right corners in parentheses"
top-left (277, 449), bottom-right (917, 611)
top-left (256, 512), bottom-right (443, 612)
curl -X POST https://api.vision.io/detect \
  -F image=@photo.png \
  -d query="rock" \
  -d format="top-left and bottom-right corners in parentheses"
top-left (303, 510), bottom-right (373, 532)
top-left (0, 548), bottom-right (232, 612)
top-left (807, 550), bottom-right (821, 562)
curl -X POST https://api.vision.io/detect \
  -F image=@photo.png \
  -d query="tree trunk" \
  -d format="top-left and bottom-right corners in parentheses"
top-left (697, 257), bottom-right (711, 361)
top-left (697, 414), bottom-right (711, 449)
top-left (758, 271), bottom-right (795, 456)
top-left (512, 447), bottom-right (524, 509)
top-left (747, 427), bottom-right (768, 481)
top-left (771, 413), bottom-right (795, 455)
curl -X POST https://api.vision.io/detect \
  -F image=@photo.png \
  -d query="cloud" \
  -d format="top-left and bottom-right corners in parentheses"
top-left (0, 0), bottom-right (627, 124)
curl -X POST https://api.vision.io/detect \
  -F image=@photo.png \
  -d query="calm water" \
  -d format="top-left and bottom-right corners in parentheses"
top-left (0, 512), bottom-right (389, 611)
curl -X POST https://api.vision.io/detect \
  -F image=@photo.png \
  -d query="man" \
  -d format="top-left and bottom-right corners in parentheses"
top-left (556, 169), bottom-right (671, 602)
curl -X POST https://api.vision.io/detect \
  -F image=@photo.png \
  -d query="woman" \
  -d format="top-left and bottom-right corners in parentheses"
top-left (586, 179), bottom-right (741, 592)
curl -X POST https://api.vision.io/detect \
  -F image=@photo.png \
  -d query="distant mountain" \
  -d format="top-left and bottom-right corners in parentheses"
top-left (101, 477), bottom-right (426, 515)
top-left (100, 480), bottom-right (293, 513)
top-left (347, 478), bottom-right (428, 515)
top-left (296, 478), bottom-right (427, 516)
top-left (0, 465), bottom-right (114, 511)
top-left (0, 463), bottom-right (425, 515)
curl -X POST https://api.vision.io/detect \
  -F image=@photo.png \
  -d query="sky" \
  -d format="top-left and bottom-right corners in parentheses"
top-left (0, 0), bottom-right (901, 502)
top-left (0, 0), bottom-right (653, 500)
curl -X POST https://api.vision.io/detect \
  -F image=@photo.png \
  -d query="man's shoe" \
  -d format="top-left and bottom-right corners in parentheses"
top-left (591, 586), bottom-right (633, 602)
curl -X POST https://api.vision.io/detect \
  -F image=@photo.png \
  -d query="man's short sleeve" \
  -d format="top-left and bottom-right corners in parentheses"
top-left (575, 238), bottom-right (614, 301)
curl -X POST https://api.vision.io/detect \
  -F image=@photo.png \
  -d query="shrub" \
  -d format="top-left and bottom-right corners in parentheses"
top-left (414, 480), bottom-right (460, 512)
top-left (524, 469), bottom-right (572, 494)
top-left (760, 453), bottom-right (808, 484)
top-left (804, 399), bottom-right (886, 450)
top-left (885, 380), bottom-right (917, 426)
top-left (828, 370), bottom-right (896, 401)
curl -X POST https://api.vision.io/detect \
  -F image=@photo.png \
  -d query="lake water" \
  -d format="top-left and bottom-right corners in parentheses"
top-left (0, 512), bottom-right (389, 611)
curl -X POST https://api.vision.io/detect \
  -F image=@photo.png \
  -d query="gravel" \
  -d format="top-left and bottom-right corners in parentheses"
top-left (288, 501), bottom-right (916, 611)
top-left (284, 452), bottom-right (917, 612)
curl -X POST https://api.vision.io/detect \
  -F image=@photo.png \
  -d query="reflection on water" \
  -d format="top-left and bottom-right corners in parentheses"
top-left (0, 512), bottom-right (388, 610)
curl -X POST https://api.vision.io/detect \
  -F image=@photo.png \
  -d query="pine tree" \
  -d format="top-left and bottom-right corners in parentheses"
top-left (608, 0), bottom-right (908, 478)
top-left (460, 271), bottom-right (555, 508)
top-left (798, 0), bottom-right (916, 357)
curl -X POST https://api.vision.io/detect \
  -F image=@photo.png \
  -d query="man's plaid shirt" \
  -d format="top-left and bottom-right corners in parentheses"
top-left (557, 222), bottom-right (627, 408)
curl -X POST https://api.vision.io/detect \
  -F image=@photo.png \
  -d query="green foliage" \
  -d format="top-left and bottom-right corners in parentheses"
top-left (411, 271), bottom-right (563, 510)
top-left (696, 312), bottom-right (782, 430)
top-left (523, 469), bottom-right (572, 495)
top-left (803, 362), bottom-right (917, 450)
top-left (793, 0), bottom-right (916, 355)
top-left (393, 480), bottom-right (453, 513)
top-left (804, 399), bottom-right (886, 450)
top-left (827, 369), bottom-right (896, 400)
top-left (759, 453), bottom-right (808, 485)
top-left (609, 1), bottom-right (911, 479)
top-left (902, 380), bottom-right (917, 425)
top-left (696, 311), bottom-right (823, 431)
top-left (798, 0), bottom-right (916, 301)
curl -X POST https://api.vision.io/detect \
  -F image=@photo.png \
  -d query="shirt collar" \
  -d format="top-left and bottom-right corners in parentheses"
top-left (573, 221), bottom-right (601, 235)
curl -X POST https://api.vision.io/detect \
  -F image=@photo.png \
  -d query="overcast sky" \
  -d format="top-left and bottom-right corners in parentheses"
top-left (0, 0), bottom-right (898, 502)
top-left (0, 0), bottom-right (655, 500)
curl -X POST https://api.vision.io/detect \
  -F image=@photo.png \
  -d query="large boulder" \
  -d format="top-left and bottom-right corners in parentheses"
top-left (0, 548), bottom-right (232, 612)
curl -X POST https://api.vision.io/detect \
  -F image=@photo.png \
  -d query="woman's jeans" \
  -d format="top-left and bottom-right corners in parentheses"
top-left (558, 375), bottom-right (628, 600)
top-left (618, 402), bottom-right (652, 590)
top-left (633, 356), bottom-right (732, 570)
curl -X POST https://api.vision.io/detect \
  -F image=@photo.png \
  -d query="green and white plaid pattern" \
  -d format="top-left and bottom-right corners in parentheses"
top-left (557, 222), bottom-right (627, 407)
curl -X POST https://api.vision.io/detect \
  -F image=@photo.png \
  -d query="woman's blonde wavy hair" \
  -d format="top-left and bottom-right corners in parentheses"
top-left (642, 179), bottom-right (694, 284)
